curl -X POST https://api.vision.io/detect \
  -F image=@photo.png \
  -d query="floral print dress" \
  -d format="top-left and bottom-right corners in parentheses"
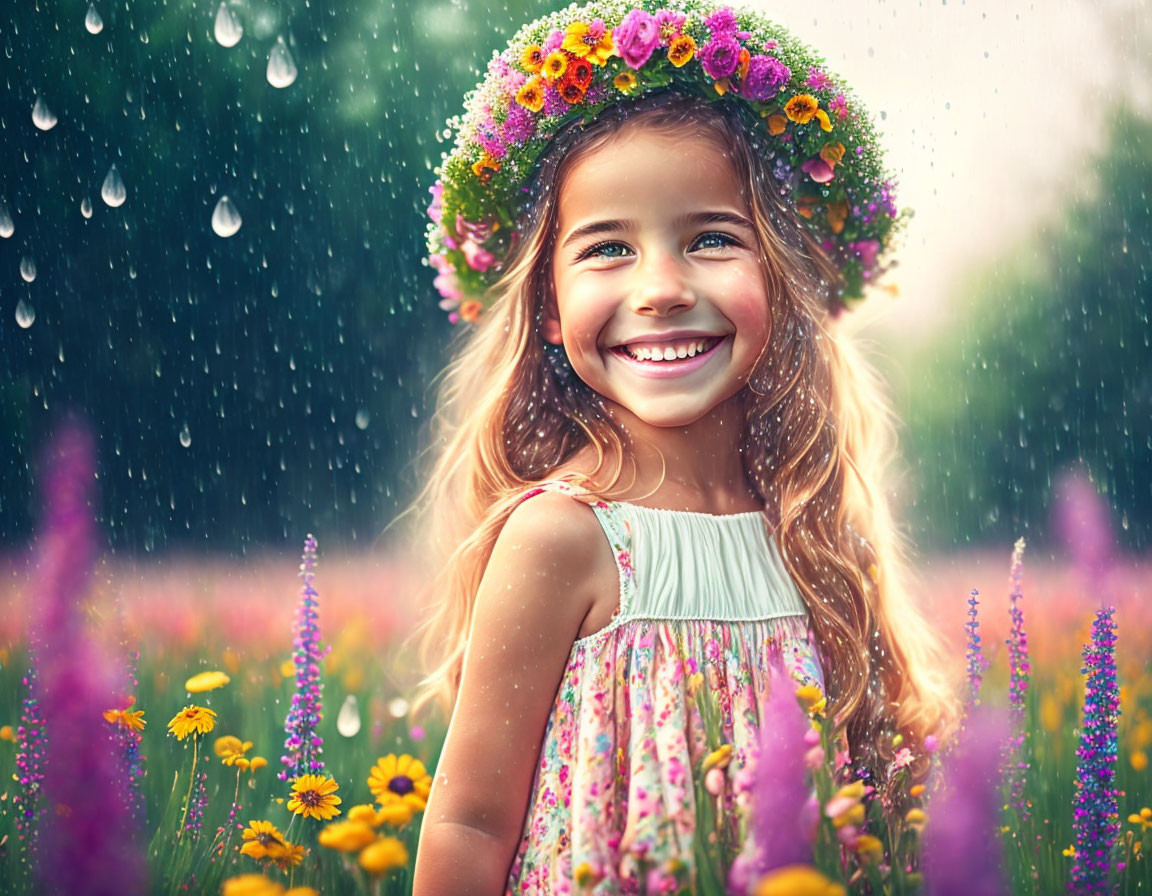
top-left (506, 480), bottom-right (827, 894)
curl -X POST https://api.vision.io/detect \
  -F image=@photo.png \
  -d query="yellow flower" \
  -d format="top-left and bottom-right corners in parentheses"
top-left (359, 836), bottom-right (410, 874)
top-left (269, 843), bottom-right (307, 870)
top-left (348, 804), bottom-right (381, 825)
top-left (713, 78), bottom-right (731, 96)
top-left (375, 802), bottom-right (414, 827)
top-left (185, 670), bottom-right (231, 693)
top-left (369, 754), bottom-right (432, 814)
top-left (542, 51), bottom-right (568, 82)
top-left (909, 783), bottom-right (926, 798)
top-left (318, 820), bottom-right (377, 852)
top-left (249, 756), bottom-right (268, 773)
top-left (784, 94), bottom-right (820, 124)
top-left (854, 834), bottom-right (884, 861)
top-left (520, 45), bottom-right (545, 73)
top-left (1131, 750), bottom-right (1148, 772)
top-left (815, 109), bottom-right (833, 132)
top-left (795, 684), bottom-right (827, 716)
top-left (0, 724), bottom-right (15, 742)
top-left (470, 154), bottom-right (500, 184)
top-left (1063, 844), bottom-right (1076, 857)
top-left (562, 21), bottom-right (614, 65)
top-left (667, 34), bottom-right (696, 67)
top-left (766, 113), bottom-right (788, 135)
top-left (702, 744), bottom-right (733, 772)
top-left (284, 890), bottom-right (318, 896)
top-left (905, 808), bottom-right (927, 830)
top-left (826, 201), bottom-right (849, 235)
top-left (819, 142), bottom-right (846, 170)
top-left (753, 864), bottom-right (846, 896)
top-left (222, 875), bottom-right (284, 896)
top-left (1130, 807), bottom-right (1152, 831)
top-left (574, 861), bottom-right (603, 886)
top-left (613, 71), bottom-right (638, 93)
top-left (287, 774), bottom-right (342, 821)
top-left (516, 77), bottom-right (545, 113)
top-left (240, 820), bottom-right (288, 859)
top-left (167, 705), bottom-right (217, 740)
top-left (215, 735), bottom-right (255, 766)
top-left (103, 706), bottom-right (147, 732)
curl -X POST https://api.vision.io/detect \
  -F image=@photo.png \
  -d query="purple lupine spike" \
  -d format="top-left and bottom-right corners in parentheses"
top-left (1001, 538), bottom-right (1032, 824)
top-left (184, 764), bottom-right (210, 838)
top-left (922, 706), bottom-right (1010, 895)
top-left (30, 418), bottom-right (146, 895)
top-left (1070, 608), bottom-right (1121, 894)
top-left (13, 654), bottom-right (47, 858)
top-left (279, 534), bottom-right (328, 781)
top-left (964, 588), bottom-right (986, 710)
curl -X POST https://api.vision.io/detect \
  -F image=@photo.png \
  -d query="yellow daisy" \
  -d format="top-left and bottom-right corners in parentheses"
top-left (562, 21), bottom-right (613, 65)
top-left (215, 735), bottom-right (255, 766)
top-left (784, 94), bottom-right (820, 125)
top-left (613, 71), bottom-right (637, 93)
top-left (185, 670), bottom-right (231, 693)
top-left (239, 819), bottom-right (287, 859)
top-left (167, 705), bottom-right (217, 740)
top-left (753, 864), bottom-right (846, 896)
top-left (268, 842), bottom-right (308, 870)
top-left (667, 34), bottom-right (697, 68)
top-left (359, 837), bottom-right (410, 874)
top-left (103, 705), bottom-right (147, 732)
top-left (318, 820), bottom-right (377, 852)
top-left (287, 774), bottom-right (342, 821)
top-left (368, 754), bottom-right (432, 813)
top-left (520, 45), bottom-right (545, 73)
top-left (515, 77), bottom-right (545, 113)
top-left (542, 50), bottom-right (568, 82)
top-left (222, 875), bottom-right (284, 896)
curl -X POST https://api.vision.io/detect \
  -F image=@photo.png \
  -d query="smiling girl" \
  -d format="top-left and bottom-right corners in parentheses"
top-left (409, 3), bottom-right (959, 892)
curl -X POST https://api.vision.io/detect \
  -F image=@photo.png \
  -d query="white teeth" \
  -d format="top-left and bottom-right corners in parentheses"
top-left (663, 346), bottom-right (677, 361)
top-left (621, 337), bottom-right (718, 362)
top-left (676, 345), bottom-right (689, 359)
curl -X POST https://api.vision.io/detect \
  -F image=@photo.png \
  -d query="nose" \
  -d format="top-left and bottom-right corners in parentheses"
top-left (627, 251), bottom-right (697, 317)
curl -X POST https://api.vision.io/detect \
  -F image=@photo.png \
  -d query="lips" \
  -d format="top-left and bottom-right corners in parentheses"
top-left (608, 334), bottom-right (729, 378)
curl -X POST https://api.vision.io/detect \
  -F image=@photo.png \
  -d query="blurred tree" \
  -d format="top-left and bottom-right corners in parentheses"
top-left (1, 0), bottom-right (552, 553)
top-left (899, 106), bottom-right (1152, 551)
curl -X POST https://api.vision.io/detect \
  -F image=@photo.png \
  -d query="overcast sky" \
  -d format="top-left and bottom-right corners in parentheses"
top-left (745, 0), bottom-right (1150, 342)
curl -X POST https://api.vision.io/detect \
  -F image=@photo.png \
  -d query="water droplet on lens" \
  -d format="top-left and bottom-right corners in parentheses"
top-left (85, 4), bottom-right (104, 34)
top-left (179, 424), bottom-right (192, 448)
top-left (211, 195), bottom-right (242, 237)
top-left (355, 409), bottom-right (370, 430)
top-left (101, 165), bottom-right (127, 207)
top-left (337, 695), bottom-right (361, 737)
top-left (213, 3), bottom-right (243, 47)
top-left (32, 97), bottom-right (57, 130)
top-left (266, 36), bottom-right (297, 88)
top-left (80, 196), bottom-right (93, 218)
top-left (388, 697), bottom-right (410, 718)
top-left (0, 201), bottom-right (13, 238)
top-left (15, 299), bottom-right (35, 328)
top-left (19, 256), bottom-right (36, 282)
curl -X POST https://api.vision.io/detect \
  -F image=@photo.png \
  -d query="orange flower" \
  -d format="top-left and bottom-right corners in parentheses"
top-left (515, 77), bottom-right (545, 113)
top-left (737, 47), bottom-right (751, 82)
top-left (104, 700), bottom-right (147, 732)
top-left (784, 94), bottom-right (819, 124)
top-left (815, 109), bottom-right (833, 132)
top-left (667, 34), bottom-right (697, 67)
top-left (826, 201), bottom-right (848, 235)
top-left (713, 78), bottom-right (731, 96)
top-left (766, 113), bottom-right (788, 136)
top-left (542, 50), bottom-right (568, 82)
top-left (562, 21), bottom-right (614, 65)
top-left (520, 45), bottom-right (545, 73)
top-left (458, 300), bottom-right (483, 323)
top-left (470, 154), bottom-right (500, 183)
top-left (820, 141), bottom-right (846, 169)
top-left (558, 78), bottom-right (586, 105)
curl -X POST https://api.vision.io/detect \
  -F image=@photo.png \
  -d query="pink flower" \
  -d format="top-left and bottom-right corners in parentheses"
top-left (805, 66), bottom-right (833, 91)
top-left (893, 747), bottom-right (914, 769)
top-left (655, 10), bottom-right (686, 45)
top-left (801, 157), bottom-right (835, 183)
top-left (829, 93), bottom-right (849, 119)
top-left (614, 8), bottom-right (660, 69)
top-left (427, 183), bottom-right (444, 224)
top-left (543, 29), bottom-right (564, 53)
top-left (704, 767), bottom-right (726, 796)
top-left (461, 239), bottom-right (495, 272)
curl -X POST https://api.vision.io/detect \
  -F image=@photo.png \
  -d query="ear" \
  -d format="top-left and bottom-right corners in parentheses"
top-left (539, 292), bottom-right (563, 345)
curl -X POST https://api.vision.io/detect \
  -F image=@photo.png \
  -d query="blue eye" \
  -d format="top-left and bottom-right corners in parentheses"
top-left (577, 240), bottom-right (631, 260)
top-left (692, 231), bottom-right (739, 251)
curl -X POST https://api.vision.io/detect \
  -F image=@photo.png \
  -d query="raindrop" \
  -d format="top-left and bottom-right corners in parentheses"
top-left (101, 165), bottom-right (127, 207)
top-left (211, 195), bottom-right (242, 237)
top-left (266, 36), bottom-right (297, 88)
top-left (0, 201), bottom-right (12, 238)
top-left (179, 424), bottom-right (191, 448)
top-left (213, 3), bottom-right (243, 47)
top-left (355, 409), bottom-right (370, 430)
top-left (337, 695), bottom-right (361, 737)
top-left (15, 300), bottom-right (36, 328)
top-left (32, 97), bottom-right (58, 131)
top-left (387, 697), bottom-right (410, 718)
top-left (20, 256), bottom-right (37, 282)
top-left (80, 196), bottom-right (93, 218)
top-left (85, 4), bottom-right (104, 34)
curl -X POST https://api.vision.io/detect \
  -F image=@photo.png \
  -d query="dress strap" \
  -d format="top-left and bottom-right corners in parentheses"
top-left (517, 479), bottom-right (635, 623)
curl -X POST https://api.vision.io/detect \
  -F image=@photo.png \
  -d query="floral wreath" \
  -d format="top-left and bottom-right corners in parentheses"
top-left (426, 0), bottom-right (905, 324)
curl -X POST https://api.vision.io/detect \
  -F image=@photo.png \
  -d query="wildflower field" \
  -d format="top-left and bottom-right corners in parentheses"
top-left (2, 450), bottom-right (1152, 894)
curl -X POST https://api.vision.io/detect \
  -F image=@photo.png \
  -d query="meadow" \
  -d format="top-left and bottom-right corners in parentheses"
top-left (1, 534), bottom-right (1151, 895)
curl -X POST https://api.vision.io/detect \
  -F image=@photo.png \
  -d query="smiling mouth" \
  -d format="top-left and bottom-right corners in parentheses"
top-left (610, 335), bottom-right (725, 363)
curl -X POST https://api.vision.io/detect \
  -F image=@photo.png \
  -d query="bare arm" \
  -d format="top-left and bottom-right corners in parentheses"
top-left (412, 494), bottom-right (603, 895)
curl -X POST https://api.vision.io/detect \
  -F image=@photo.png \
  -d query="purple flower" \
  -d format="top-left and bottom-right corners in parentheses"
top-left (698, 35), bottom-right (741, 80)
top-left (829, 93), bottom-right (849, 119)
top-left (476, 119), bottom-right (507, 160)
top-left (614, 8), bottom-right (660, 69)
top-left (801, 156), bottom-right (835, 184)
top-left (30, 418), bottom-right (146, 895)
top-left (704, 7), bottom-right (745, 38)
top-left (543, 87), bottom-right (567, 117)
top-left (741, 55), bottom-right (790, 101)
top-left (1070, 607), bottom-right (1121, 893)
top-left (964, 588), bottom-right (987, 710)
top-left (279, 534), bottom-right (329, 781)
top-left (1001, 538), bottom-right (1031, 823)
top-left (922, 707), bottom-right (1010, 896)
top-left (501, 104), bottom-right (536, 145)
top-left (14, 656), bottom-right (46, 858)
top-left (728, 674), bottom-right (814, 890)
top-left (805, 66), bottom-right (833, 91)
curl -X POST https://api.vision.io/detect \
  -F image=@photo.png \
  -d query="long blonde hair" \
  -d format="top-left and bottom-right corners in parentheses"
top-left (406, 92), bottom-right (960, 776)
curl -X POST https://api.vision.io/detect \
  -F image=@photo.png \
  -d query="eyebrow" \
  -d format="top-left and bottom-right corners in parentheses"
top-left (559, 210), bottom-right (755, 249)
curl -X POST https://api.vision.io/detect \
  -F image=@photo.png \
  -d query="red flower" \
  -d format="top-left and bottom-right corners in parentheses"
top-left (565, 56), bottom-right (593, 89)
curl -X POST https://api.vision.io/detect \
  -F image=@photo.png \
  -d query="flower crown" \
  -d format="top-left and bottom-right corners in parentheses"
top-left (426, 0), bottom-right (904, 324)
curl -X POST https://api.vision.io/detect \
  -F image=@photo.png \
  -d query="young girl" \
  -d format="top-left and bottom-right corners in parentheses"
top-left (410, 2), bottom-right (959, 891)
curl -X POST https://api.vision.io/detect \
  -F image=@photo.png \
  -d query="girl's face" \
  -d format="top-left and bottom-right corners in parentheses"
top-left (543, 125), bottom-right (771, 429)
